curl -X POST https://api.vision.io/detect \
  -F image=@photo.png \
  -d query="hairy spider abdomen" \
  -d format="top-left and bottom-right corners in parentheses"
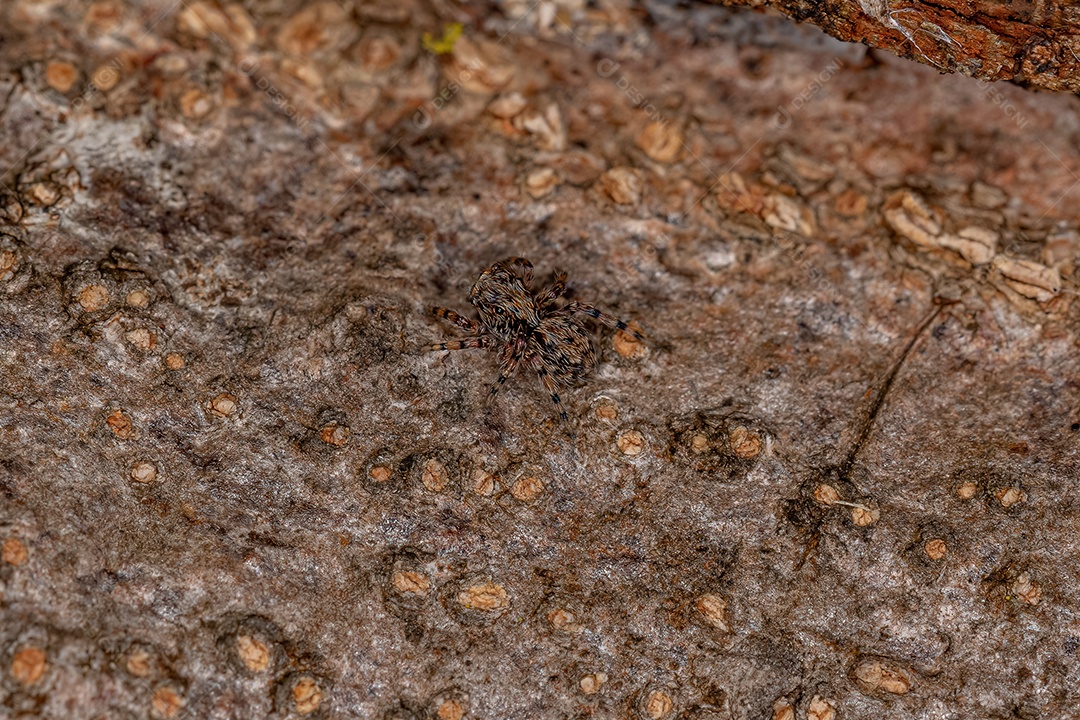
top-left (530, 318), bottom-right (596, 386)
top-left (468, 259), bottom-right (540, 341)
top-left (429, 256), bottom-right (644, 422)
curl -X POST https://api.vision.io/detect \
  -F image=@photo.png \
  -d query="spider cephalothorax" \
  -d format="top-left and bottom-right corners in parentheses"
top-left (429, 256), bottom-right (645, 421)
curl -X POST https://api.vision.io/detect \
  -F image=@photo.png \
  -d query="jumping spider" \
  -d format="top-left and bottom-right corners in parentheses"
top-left (429, 256), bottom-right (646, 421)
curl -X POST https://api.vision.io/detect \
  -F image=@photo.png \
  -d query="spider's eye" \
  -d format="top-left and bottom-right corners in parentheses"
top-left (494, 307), bottom-right (504, 315)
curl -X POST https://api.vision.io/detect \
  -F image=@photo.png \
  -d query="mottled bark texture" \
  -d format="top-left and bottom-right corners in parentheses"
top-left (2, 1), bottom-right (1080, 719)
top-left (713, 0), bottom-right (1080, 91)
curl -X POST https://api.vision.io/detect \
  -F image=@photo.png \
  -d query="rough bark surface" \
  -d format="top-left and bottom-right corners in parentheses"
top-left (715, 0), bottom-right (1080, 92)
top-left (2, 1), bottom-right (1080, 719)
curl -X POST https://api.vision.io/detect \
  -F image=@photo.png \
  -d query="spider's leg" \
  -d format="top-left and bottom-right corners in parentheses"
top-left (429, 336), bottom-right (490, 351)
top-left (564, 301), bottom-right (646, 341)
top-left (533, 362), bottom-right (570, 423)
top-left (431, 306), bottom-right (481, 333)
top-left (502, 257), bottom-right (535, 287)
top-left (484, 340), bottom-right (526, 406)
top-left (536, 270), bottom-right (567, 307)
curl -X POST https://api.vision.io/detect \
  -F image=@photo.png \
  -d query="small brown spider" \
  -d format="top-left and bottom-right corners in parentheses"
top-left (429, 256), bottom-right (645, 421)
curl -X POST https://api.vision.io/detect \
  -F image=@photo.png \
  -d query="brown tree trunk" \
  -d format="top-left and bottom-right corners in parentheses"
top-left (713, 0), bottom-right (1080, 90)
top-left (2, 1), bottom-right (1079, 718)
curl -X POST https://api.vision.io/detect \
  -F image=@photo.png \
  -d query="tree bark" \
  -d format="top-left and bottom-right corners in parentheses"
top-left (712, 0), bottom-right (1080, 91)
